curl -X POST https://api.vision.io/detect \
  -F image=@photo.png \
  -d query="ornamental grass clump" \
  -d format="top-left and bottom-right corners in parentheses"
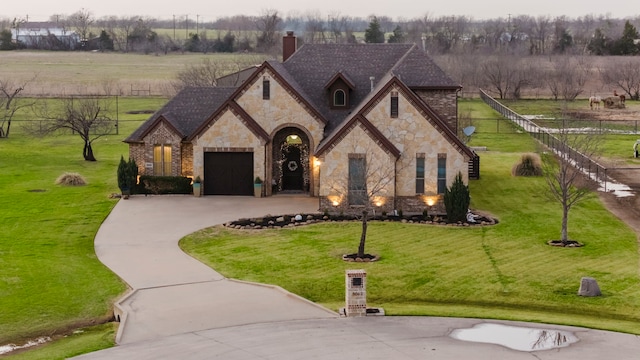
top-left (512, 153), bottom-right (543, 177)
top-left (55, 172), bottom-right (87, 186)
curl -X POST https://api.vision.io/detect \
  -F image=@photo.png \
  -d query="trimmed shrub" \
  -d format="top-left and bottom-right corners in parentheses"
top-left (56, 172), bottom-right (86, 186)
top-left (512, 153), bottom-right (543, 177)
top-left (444, 172), bottom-right (470, 223)
top-left (117, 156), bottom-right (138, 193)
top-left (138, 175), bottom-right (192, 194)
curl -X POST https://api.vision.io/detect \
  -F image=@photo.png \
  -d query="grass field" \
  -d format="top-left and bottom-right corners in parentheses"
top-left (0, 51), bottom-right (270, 96)
top-left (1, 97), bottom-right (639, 359)
top-left (180, 100), bottom-right (640, 334)
top-left (0, 98), bottom-right (163, 355)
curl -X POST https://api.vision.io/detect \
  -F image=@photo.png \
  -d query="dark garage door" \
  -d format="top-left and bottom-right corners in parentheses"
top-left (203, 152), bottom-right (253, 195)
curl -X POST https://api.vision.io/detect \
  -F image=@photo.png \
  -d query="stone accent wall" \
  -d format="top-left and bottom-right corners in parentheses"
top-left (414, 89), bottom-right (458, 134)
top-left (365, 86), bottom-right (468, 198)
top-left (235, 69), bottom-right (324, 148)
top-left (396, 196), bottom-right (445, 215)
top-left (319, 123), bottom-right (396, 212)
top-left (234, 69), bottom-right (325, 195)
top-left (193, 109), bottom-right (265, 181)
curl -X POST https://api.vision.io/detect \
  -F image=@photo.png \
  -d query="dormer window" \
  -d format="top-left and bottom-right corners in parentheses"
top-left (333, 89), bottom-right (346, 107)
top-left (325, 72), bottom-right (355, 110)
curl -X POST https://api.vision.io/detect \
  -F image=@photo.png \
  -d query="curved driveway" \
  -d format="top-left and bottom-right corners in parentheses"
top-left (75, 195), bottom-right (640, 359)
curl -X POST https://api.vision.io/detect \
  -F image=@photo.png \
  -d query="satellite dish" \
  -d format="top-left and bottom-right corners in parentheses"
top-left (463, 126), bottom-right (476, 137)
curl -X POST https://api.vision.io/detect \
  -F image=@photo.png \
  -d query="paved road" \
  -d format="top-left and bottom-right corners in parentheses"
top-left (74, 195), bottom-right (640, 359)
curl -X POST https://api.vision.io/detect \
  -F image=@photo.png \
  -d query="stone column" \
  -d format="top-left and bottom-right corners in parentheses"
top-left (345, 269), bottom-right (367, 317)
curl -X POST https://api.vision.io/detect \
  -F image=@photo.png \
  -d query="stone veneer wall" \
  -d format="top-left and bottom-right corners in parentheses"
top-left (193, 109), bottom-right (266, 181)
top-left (234, 69), bottom-right (325, 194)
top-left (366, 86), bottom-right (469, 198)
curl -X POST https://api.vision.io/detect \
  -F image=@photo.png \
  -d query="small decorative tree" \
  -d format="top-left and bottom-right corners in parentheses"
top-left (117, 156), bottom-right (138, 197)
top-left (443, 172), bottom-right (470, 223)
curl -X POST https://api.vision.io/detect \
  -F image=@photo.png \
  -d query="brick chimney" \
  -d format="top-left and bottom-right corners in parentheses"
top-left (283, 31), bottom-right (297, 62)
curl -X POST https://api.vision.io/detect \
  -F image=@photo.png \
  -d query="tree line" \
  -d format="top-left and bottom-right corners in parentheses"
top-left (1, 9), bottom-right (640, 56)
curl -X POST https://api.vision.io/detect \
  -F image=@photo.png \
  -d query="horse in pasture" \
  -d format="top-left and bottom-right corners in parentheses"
top-left (589, 95), bottom-right (601, 110)
top-left (614, 90), bottom-right (626, 104)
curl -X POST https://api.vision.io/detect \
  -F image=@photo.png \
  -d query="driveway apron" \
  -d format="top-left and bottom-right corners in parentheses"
top-left (94, 195), bottom-right (337, 344)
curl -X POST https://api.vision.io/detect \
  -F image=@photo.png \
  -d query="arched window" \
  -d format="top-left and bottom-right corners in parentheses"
top-left (333, 89), bottom-right (346, 107)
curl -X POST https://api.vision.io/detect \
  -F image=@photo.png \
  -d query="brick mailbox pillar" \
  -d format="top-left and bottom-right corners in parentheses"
top-left (345, 269), bottom-right (367, 317)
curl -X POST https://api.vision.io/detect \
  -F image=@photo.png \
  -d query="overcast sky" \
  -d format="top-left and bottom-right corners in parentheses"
top-left (2, 0), bottom-right (636, 22)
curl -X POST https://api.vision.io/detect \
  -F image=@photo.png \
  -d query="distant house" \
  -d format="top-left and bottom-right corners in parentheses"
top-left (126, 32), bottom-right (478, 213)
top-left (11, 22), bottom-right (80, 49)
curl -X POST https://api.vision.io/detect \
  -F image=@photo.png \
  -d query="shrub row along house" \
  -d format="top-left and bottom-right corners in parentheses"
top-left (126, 32), bottom-right (478, 213)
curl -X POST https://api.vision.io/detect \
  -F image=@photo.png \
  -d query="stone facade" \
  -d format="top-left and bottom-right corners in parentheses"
top-left (319, 123), bottom-right (396, 214)
top-left (193, 110), bottom-right (266, 181)
top-left (317, 85), bottom-right (467, 213)
top-left (126, 42), bottom-right (473, 206)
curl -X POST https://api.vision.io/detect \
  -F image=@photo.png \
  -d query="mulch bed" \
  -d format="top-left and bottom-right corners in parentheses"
top-left (224, 213), bottom-right (498, 230)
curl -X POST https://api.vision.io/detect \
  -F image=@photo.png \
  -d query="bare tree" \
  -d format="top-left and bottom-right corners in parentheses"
top-left (0, 78), bottom-right (33, 138)
top-left (68, 8), bottom-right (94, 43)
top-left (256, 9), bottom-right (281, 53)
top-left (174, 58), bottom-right (221, 89)
top-left (545, 56), bottom-right (589, 100)
top-left (600, 58), bottom-right (640, 100)
top-left (303, 11), bottom-right (326, 44)
top-left (327, 12), bottom-right (348, 43)
top-left (540, 121), bottom-right (601, 245)
top-left (31, 97), bottom-right (115, 161)
top-left (481, 55), bottom-right (535, 99)
top-left (173, 56), bottom-right (266, 92)
top-left (325, 140), bottom-right (401, 259)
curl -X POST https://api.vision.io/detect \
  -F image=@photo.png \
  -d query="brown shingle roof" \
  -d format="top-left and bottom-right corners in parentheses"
top-left (127, 43), bottom-right (461, 144)
top-left (125, 87), bottom-right (235, 142)
top-left (280, 43), bottom-right (459, 134)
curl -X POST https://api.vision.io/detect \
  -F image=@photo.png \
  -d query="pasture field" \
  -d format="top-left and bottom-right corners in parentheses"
top-left (0, 51), bottom-right (270, 96)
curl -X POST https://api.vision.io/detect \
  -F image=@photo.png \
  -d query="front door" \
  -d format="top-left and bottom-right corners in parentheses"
top-left (282, 146), bottom-right (303, 191)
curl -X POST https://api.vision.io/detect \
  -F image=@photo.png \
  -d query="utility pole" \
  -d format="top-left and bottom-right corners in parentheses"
top-left (173, 15), bottom-right (176, 40)
top-left (185, 15), bottom-right (188, 39)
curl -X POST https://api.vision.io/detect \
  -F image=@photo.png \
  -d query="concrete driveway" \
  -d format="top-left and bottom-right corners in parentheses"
top-left (74, 195), bottom-right (640, 359)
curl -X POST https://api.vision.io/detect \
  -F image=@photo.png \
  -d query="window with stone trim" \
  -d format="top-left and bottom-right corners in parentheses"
top-left (348, 154), bottom-right (367, 206)
top-left (390, 91), bottom-right (399, 118)
top-left (437, 153), bottom-right (447, 194)
top-left (416, 153), bottom-right (425, 194)
top-left (263, 78), bottom-right (270, 100)
top-left (153, 144), bottom-right (172, 176)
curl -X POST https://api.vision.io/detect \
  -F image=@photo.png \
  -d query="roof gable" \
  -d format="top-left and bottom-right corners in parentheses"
top-left (316, 75), bottom-right (473, 160)
top-left (315, 114), bottom-right (401, 159)
top-left (324, 71), bottom-right (356, 90)
top-left (188, 101), bottom-right (269, 142)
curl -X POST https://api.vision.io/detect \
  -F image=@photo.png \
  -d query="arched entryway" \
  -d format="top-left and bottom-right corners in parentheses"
top-left (272, 127), bottom-right (310, 194)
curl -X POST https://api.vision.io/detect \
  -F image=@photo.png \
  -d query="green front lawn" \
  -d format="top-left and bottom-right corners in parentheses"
top-left (181, 100), bottom-right (640, 335)
top-left (182, 150), bottom-right (640, 334)
top-left (0, 98), bottom-right (162, 346)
